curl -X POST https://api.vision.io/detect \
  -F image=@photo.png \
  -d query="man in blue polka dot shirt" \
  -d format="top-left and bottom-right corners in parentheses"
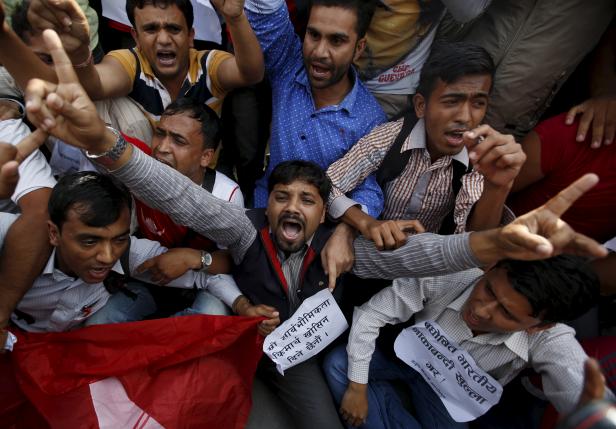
top-left (245, 0), bottom-right (387, 215)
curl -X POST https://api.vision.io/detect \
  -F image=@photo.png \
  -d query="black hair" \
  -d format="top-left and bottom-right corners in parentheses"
top-left (415, 42), bottom-right (495, 99)
top-left (308, 0), bottom-right (377, 38)
top-left (496, 255), bottom-right (600, 324)
top-left (126, 0), bottom-right (194, 30)
top-left (49, 172), bottom-right (133, 230)
top-left (161, 97), bottom-right (221, 150)
top-left (268, 160), bottom-right (331, 203)
top-left (11, 0), bottom-right (33, 42)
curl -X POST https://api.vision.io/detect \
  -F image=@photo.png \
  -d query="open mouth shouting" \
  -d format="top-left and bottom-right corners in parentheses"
top-left (156, 50), bottom-right (177, 67)
top-left (280, 215), bottom-right (305, 241)
top-left (308, 61), bottom-right (332, 81)
top-left (444, 128), bottom-right (468, 147)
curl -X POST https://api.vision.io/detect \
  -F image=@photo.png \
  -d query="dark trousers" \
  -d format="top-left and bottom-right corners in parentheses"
top-left (246, 355), bottom-right (343, 429)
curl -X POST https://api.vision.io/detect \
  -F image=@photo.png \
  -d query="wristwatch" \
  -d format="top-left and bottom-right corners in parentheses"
top-left (85, 126), bottom-right (128, 167)
top-left (199, 250), bottom-right (213, 272)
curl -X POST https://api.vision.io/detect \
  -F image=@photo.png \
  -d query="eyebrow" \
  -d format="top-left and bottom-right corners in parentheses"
top-left (440, 92), bottom-right (489, 100)
top-left (487, 281), bottom-right (522, 323)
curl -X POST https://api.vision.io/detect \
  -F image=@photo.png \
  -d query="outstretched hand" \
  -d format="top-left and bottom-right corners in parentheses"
top-left (25, 29), bottom-right (106, 151)
top-left (489, 173), bottom-right (608, 261)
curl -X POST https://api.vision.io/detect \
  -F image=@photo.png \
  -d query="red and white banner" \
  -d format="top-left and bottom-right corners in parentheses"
top-left (0, 315), bottom-right (264, 429)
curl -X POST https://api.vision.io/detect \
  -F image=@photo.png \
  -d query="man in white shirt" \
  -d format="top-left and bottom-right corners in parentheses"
top-left (323, 255), bottom-right (608, 428)
top-left (5, 171), bottom-right (238, 332)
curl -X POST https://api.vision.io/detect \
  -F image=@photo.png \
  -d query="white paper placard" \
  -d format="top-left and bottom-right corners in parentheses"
top-left (263, 289), bottom-right (348, 375)
top-left (605, 237), bottom-right (616, 252)
top-left (394, 320), bottom-right (503, 422)
top-left (101, 0), bottom-right (222, 44)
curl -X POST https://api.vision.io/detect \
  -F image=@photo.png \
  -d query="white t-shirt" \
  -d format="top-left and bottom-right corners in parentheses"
top-left (0, 119), bottom-right (56, 213)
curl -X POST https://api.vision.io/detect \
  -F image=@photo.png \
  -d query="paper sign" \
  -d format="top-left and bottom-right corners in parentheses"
top-left (263, 289), bottom-right (348, 375)
top-left (394, 320), bottom-right (503, 422)
top-left (605, 237), bottom-right (616, 252)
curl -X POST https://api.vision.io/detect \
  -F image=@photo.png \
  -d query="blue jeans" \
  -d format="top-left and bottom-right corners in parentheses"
top-left (174, 290), bottom-right (231, 316)
top-left (86, 282), bottom-right (157, 325)
top-left (323, 344), bottom-right (468, 429)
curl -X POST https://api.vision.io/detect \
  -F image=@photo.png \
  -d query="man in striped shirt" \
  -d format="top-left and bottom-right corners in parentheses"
top-left (324, 43), bottom-right (525, 256)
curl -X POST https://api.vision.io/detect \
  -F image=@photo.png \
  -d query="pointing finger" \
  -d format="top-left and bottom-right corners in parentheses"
top-left (15, 129), bottom-right (48, 162)
top-left (543, 173), bottom-right (599, 217)
top-left (43, 29), bottom-right (79, 84)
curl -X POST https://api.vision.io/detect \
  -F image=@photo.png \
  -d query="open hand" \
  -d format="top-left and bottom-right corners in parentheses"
top-left (566, 96), bottom-right (616, 148)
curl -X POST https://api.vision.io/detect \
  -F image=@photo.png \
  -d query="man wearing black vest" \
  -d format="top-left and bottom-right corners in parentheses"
top-left (325, 43), bottom-right (526, 255)
top-left (25, 30), bottom-right (608, 429)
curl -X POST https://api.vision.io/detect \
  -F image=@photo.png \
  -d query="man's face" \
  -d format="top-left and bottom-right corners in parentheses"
top-left (131, 4), bottom-right (194, 82)
top-left (151, 113), bottom-right (211, 184)
top-left (302, 5), bottom-right (365, 90)
top-left (461, 268), bottom-right (546, 335)
top-left (414, 75), bottom-right (491, 161)
top-left (48, 206), bottom-right (131, 284)
top-left (266, 181), bottom-right (326, 253)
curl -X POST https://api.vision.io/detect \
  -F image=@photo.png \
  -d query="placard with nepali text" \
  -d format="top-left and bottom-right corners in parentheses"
top-left (394, 320), bottom-right (503, 422)
top-left (263, 289), bottom-right (348, 375)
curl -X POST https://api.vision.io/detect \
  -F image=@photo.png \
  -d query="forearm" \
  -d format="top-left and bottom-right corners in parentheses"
top-left (341, 206), bottom-right (374, 234)
top-left (110, 147), bottom-right (255, 263)
top-left (466, 182), bottom-right (512, 231)
top-left (0, 29), bottom-right (58, 89)
top-left (352, 232), bottom-right (479, 279)
top-left (225, 12), bottom-right (264, 84)
top-left (0, 213), bottom-right (51, 328)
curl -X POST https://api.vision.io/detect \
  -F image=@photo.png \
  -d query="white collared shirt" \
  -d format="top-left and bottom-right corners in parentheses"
top-left (346, 268), bottom-right (597, 413)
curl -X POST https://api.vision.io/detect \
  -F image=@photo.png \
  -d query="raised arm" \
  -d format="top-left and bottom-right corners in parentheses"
top-left (24, 30), bottom-right (256, 262)
top-left (461, 125), bottom-right (525, 232)
top-left (0, 0), bottom-right (57, 88)
top-left (211, 0), bottom-right (264, 90)
top-left (27, 0), bottom-right (132, 100)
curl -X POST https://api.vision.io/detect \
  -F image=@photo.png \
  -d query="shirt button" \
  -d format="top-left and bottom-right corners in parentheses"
top-left (310, 114), bottom-right (316, 118)
top-left (300, 135), bottom-right (306, 140)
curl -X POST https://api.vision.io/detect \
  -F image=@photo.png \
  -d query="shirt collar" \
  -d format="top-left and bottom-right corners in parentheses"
top-left (44, 248), bottom-right (126, 281)
top-left (269, 228), bottom-right (314, 261)
top-left (401, 118), bottom-right (470, 167)
top-left (447, 284), bottom-right (530, 361)
top-left (295, 66), bottom-right (361, 117)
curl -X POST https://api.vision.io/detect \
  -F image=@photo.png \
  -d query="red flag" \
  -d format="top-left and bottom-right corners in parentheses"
top-left (2, 315), bottom-right (263, 429)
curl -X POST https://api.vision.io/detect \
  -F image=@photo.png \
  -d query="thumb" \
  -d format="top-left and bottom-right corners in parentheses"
top-left (0, 161), bottom-right (19, 198)
top-left (136, 258), bottom-right (155, 274)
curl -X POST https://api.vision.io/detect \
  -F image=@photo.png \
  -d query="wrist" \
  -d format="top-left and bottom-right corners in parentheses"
top-left (232, 295), bottom-right (251, 315)
top-left (224, 10), bottom-right (246, 25)
top-left (469, 229), bottom-right (504, 266)
top-left (483, 180), bottom-right (513, 194)
top-left (348, 381), bottom-right (368, 393)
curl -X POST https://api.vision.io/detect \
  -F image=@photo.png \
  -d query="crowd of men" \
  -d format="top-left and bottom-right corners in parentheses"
top-left (0, 0), bottom-right (614, 427)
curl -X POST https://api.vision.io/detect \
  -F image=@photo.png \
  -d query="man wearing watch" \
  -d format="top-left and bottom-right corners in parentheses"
top-left (25, 30), bottom-right (609, 429)
top-left (2, 171), bottom-right (239, 333)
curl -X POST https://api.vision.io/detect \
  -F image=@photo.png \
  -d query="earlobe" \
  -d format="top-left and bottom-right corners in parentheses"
top-left (413, 93), bottom-right (426, 118)
top-left (130, 28), bottom-right (140, 50)
top-left (189, 28), bottom-right (195, 49)
top-left (353, 37), bottom-right (367, 63)
top-left (200, 149), bottom-right (214, 168)
top-left (48, 221), bottom-right (60, 247)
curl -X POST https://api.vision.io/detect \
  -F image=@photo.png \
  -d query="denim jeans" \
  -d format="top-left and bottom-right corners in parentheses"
top-left (323, 344), bottom-right (468, 429)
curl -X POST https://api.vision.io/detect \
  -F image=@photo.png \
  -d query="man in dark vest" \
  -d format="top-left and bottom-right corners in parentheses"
top-left (25, 30), bottom-right (609, 429)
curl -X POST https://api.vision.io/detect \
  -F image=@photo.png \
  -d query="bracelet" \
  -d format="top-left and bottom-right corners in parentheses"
top-left (73, 50), bottom-right (93, 69)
